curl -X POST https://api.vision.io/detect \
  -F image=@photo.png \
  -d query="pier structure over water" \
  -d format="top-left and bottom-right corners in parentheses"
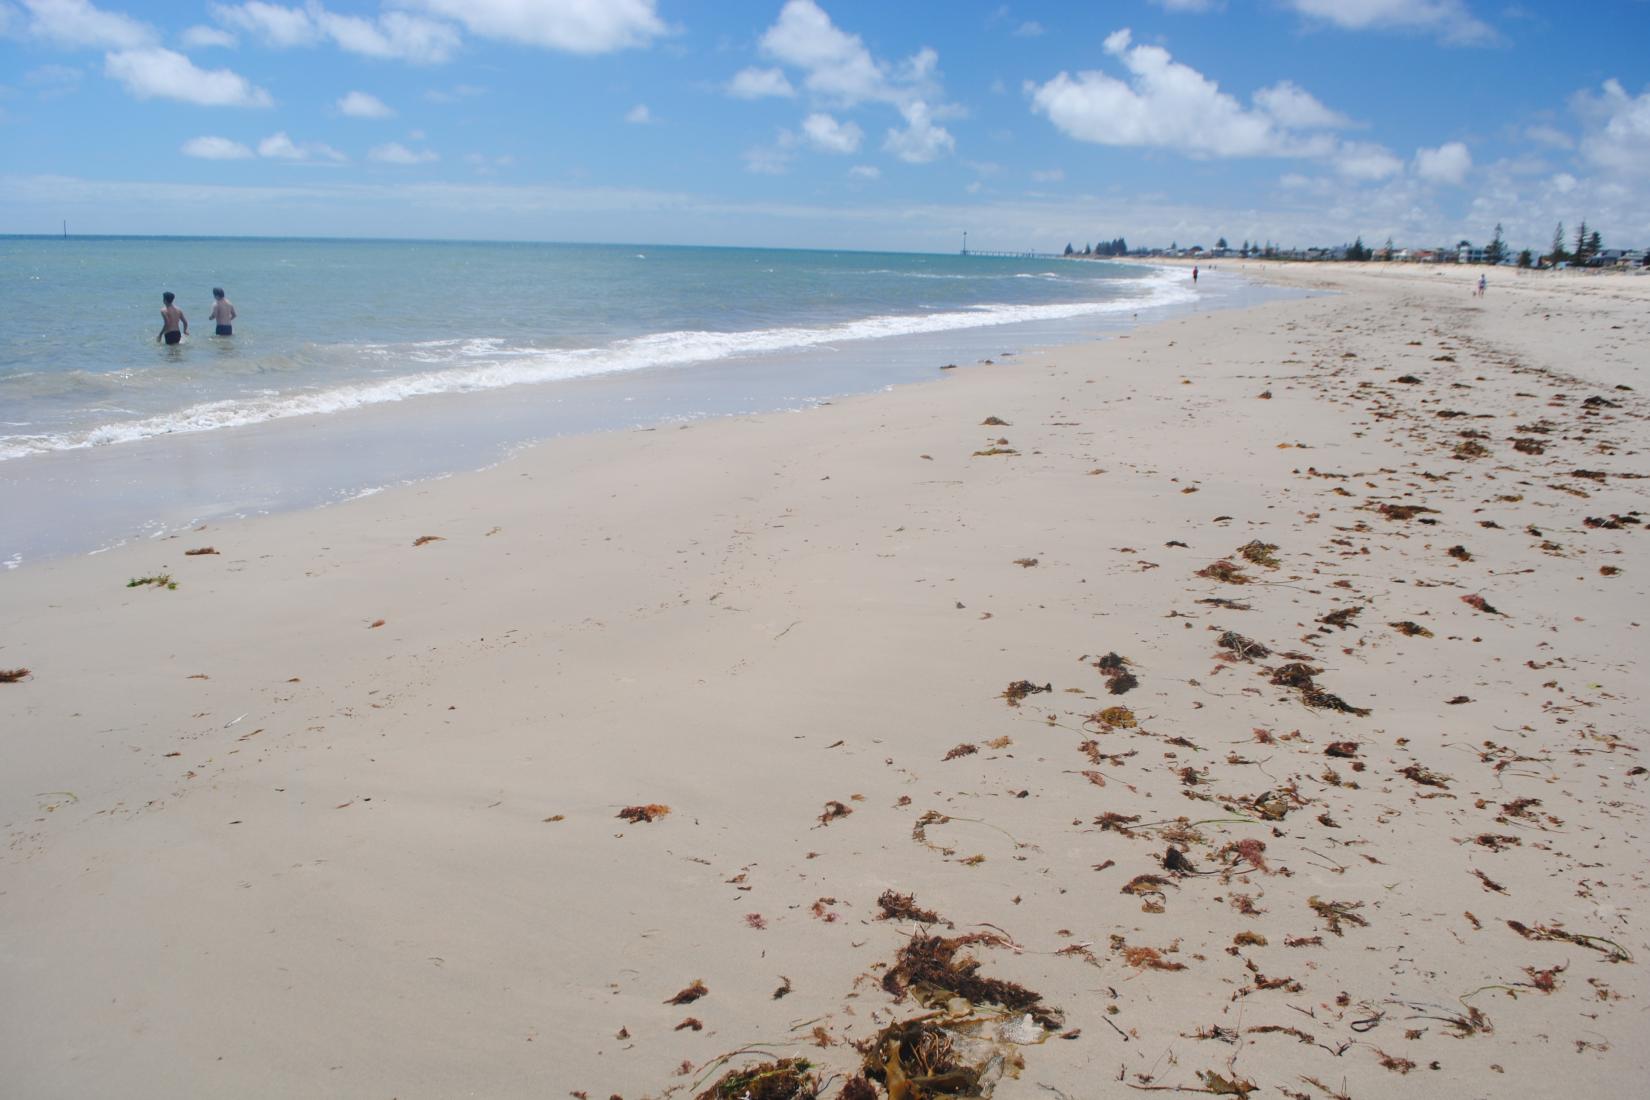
top-left (958, 231), bottom-right (1061, 260)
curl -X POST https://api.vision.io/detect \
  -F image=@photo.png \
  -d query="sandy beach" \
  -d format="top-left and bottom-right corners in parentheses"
top-left (3, 262), bottom-right (1646, 1098)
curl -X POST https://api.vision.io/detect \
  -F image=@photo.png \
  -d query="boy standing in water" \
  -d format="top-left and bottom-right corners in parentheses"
top-left (156, 291), bottom-right (188, 345)
top-left (209, 287), bottom-right (236, 336)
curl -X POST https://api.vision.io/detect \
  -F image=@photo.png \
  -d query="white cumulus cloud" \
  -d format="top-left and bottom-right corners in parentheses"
top-left (1574, 79), bottom-right (1650, 174)
top-left (337, 90), bottom-right (395, 118)
top-left (1281, 0), bottom-right (1494, 45)
top-left (370, 141), bottom-right (439, 164)
top-left (884, 100), bottom-right (953, 163)
top-left (181, 134), bottom-right (253, 159)
top-left (212, 3), bottom-right (458, 63)
top-left (255, 131), bottom-right (345, 161)
top-left (402, 0), bottom-right (664, 53)
top-left (104, 47), bottom-right (273, 107)
top-left (1029, 28), bottom-right (1333, 158)
top-left (211, 1), bottom-right (316, 47)
top-left (802, 111), bottom-right (861, 153)
top-left (760, 0), bottom-right (937, 108)
top-left (727, 66), bottom-right (794, 100)
top-left (1253, 80), bottom-right (1351, 130)
top-left (625, 103), bottom-right (652, 124)
top-left (181, 25), bottom-right (237, 49)
top-left (1413, 140), bottom-right (1472, 184)
top-left (1335, 140), bottom-right (1403, 180)
top-left (21, 0), bottom-right (154, 48)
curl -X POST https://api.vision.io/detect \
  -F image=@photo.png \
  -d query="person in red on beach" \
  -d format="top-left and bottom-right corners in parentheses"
top-left (1192, 265), bottom-right (1199, 283)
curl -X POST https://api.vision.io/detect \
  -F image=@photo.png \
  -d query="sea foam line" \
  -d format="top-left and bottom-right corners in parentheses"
top-left (0, 271), bottom-right (1192, 461)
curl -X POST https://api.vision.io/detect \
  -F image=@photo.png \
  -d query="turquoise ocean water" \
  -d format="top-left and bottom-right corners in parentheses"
top-left (0, 237), bottom-right (1281, 563)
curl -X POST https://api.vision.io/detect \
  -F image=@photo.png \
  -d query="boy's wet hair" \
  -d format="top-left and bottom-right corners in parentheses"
top-left (212, 288), bottom-right (225, 299)
top-left (163, 291), bottom-right (175, 304)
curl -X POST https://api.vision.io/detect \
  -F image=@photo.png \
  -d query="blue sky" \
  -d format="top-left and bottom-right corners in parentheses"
top-left (2, 0), bottom-right (1647, 252)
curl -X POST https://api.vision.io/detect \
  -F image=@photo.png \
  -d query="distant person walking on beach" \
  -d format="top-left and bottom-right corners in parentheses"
top-left (1477, 274), bottom-right (1486, 298)
top-left (156, 292), bottom-right (188, 345)
top-left (1192, 265), bottom-right (1199, 283)
top-left (209, 287), bottom-right (236, 336)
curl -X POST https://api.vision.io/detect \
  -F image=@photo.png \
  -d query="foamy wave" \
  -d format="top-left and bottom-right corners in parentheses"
top-left (0, 272), bottom-right (1191, 461)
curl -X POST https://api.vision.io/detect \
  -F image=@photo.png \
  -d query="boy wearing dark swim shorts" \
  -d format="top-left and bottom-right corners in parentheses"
top-left (157, 291), bottom-right (188, 345)
top-left (209, 287), bottom-right (236, 336)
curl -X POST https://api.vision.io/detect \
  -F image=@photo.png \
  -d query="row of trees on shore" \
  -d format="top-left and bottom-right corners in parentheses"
top-left (1065, 220), bottom-right (1643, 268)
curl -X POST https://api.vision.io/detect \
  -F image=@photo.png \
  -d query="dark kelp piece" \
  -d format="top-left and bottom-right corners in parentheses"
top-left (881, 933), bottom-right (1058, 1026)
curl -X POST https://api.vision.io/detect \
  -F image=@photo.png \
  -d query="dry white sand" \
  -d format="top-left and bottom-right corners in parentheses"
top-left (3, 262), bottom-right (1647, 1099)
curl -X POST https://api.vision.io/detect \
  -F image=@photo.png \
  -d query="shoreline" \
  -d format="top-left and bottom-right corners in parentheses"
top-left (0, 265), bottom-right (1296, 567)
top-left (2, 265), bottom-right (1646, 1098)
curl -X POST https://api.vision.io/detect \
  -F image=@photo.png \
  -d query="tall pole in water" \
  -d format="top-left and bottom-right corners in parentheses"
top-left (962, 231), bottom-right (968, 256)
top-left (62, 220), bottom-right (67, 239)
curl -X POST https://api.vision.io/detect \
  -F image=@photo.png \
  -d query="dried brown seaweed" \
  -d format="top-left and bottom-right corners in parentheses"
top-left (665, 980), bottom-right (708, 1005)
top-left (1308, 896), bottom-right (1369, 936)
top-left (694, 1057), bottom-right (819, 1100)
top-left (1197, 559), bottom-right (1251, 584)
top-left (1217, 631), bottom-right (1270, 661)
top-left (617, 804), bottom-right (671, 823)
top-left (1389, 620), bottom-right (1433, 637)
top-left (876, 890), bottom-right (950, 926)
top-left (1237, 540), bottom-right (1280, 569)
top-left (0, 668), bottom-right (31, 683)
top-left (1001, 680), bottom-right (1051, 706)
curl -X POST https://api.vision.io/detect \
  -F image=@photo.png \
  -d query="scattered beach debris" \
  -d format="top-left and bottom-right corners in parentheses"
top-left (126, 574), bottom-right (176, 590)
top-left (184, 547), bottom-right (218, 556)
top-left (0, 668), bottom-right (31, 683)
top-left (1268, 662), bottom-right (1370, 716)
top-left (943, 743), bottom-right (978, 761)
top-left (1317, 606), bottom-right (1363, 630)
top-left (412, 535), bottom-right (445, 547)
top-left (1309, 896), bottom-right (1369, 936)
top-left (617, 803), bottom-right (671, 823)
top-left (1012, 557), bottom-right (1038, 568)
top-left (1389, 620), bottom-right (1433, 637)
top-left (819, 800), bottom-right (852, 825)
top-left (981, 416), bottom-right (1010, 426)
top-left (1461, 594), bottom-right (1504, 615)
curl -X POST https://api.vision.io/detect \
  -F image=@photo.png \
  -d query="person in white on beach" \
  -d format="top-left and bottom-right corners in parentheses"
top-left (1477, 274), bottom-right (1486, 298)
top-left (209, 288), bottom-right (237, 336)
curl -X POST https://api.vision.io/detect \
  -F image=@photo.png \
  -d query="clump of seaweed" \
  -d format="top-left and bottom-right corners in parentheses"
top-left (1111, 935), bottom-right (1187, 971)
top-left (1376, 503), bottom-right (1438, 521)
top-left (184, 547), bottom-right (218, 556)
top-left (694, 1057), bottom-right (820, 1100)
top-left (819, 800), bottom-right (853, 826)
top-left (1092, 652), bottom-right (1139, 694)
top-left (1268, 662), bottom-right (1370, 716)
top-left (617, 803), bottom-right (671, 823)
top-left (1197, 559), bottom-right (1250, 584)
top-left (877, 890), bottom-right (951, 927)
top-left (126, 574), bottom-right (177, 590)
top-left (860, 1014), bottom-right (1000, 1099)
top-left (972, 446), bottom-right (1018, 457)
top-left (1086, 706), bottom-right (1137, 730)
top-left (943, 743), bottom-right (978, 761)
top-left (1237, 541), bottom-right (1280, 569)
top-left (980, 416), bottom-right (1010, 426)
top-left (1461, 594), bottom-right (1504, 615)
top-left (1507, 921), bottom-right (1633, 963)
top-left (1309, 896), bottom-right (1369, 936)
top-left (1454, 440), bottom-right (1491, 460)
top-left (1318, 606), bottom-right (1363, 630)
top-left (1400, 764), bottom-right (1451, 788)
top-left (1217, 631), bottom-right (1271, 661)
top-left (1390, 620), bottom-right (1433, 637)
top-left (1001, 680), bottom-right (1051, 706)
top-left (882, 933), bottom-right (1058, 1025)
top-left (665, 980), bottom-right (708, 1004)
top-left (412, 535), bottom-right (445, 547)
top-left (1012, 557), bottom-right (1038, 568)
top-left (0, 668), bottom-right (31, 684)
